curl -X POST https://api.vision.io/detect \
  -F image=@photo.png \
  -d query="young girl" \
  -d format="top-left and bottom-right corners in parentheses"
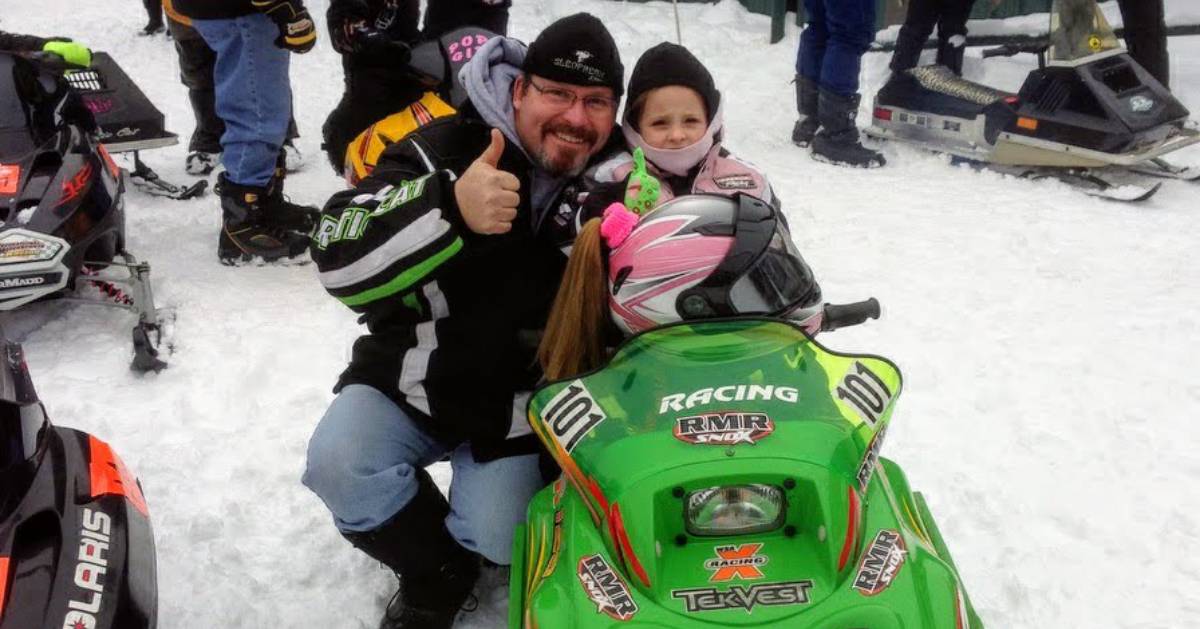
top-left (539, 43), bottom-right (800, 381)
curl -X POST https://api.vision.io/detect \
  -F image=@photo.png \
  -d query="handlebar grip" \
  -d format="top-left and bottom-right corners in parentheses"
top-left (821, 298), bottom-right (881, 332)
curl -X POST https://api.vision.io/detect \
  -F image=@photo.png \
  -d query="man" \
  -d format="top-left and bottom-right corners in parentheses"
top-left (322, 0), bottom-right (511, 174)
top-left (1116, 0), bottom-right (1169, 88)
top-left (171, 0), bottom-right (319, 264)
top-left (791, 0), bottom-right (885, 168)
top-left (303, 13), bottom-right (623, 629)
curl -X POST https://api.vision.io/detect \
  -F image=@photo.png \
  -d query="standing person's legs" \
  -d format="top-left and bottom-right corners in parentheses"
top-left (1116, 0), bottom-right (1169, 88)
top-left (792, 0), bottom-right (828, 146)
top-left (817, 0), bottom-right (874, 97)
top-left (141, 0), bottom-right (165, 35)
top-left (935, 0), bottom-right (976, 75)
top-left (890, 0), bottom-right (940, 73)
top-left (169, 19), bottom-right (225, 174)
top-left (192, 14), bottom-right (291, 188)
top-left (444, 445), bottom-right (543, 565)
top-left (811, 0), bottom-right (884, 167)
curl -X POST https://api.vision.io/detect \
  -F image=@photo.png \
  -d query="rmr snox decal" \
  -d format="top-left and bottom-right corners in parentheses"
top-left (543, 380), bottom-right (607, 452)
top-left (674, 412), bottom-right (774, 445)
top-left (853, 529), bottom-right (907, 596)
top-left (672, 581), bottom-right (814, 613)
top-left (577, 554), bottom-right (639, 621)
top-left (835, 361), bottom-right (894, 427)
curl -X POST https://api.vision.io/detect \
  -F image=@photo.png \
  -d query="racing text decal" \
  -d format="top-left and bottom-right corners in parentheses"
top-left (705, 543), bottom-right (768, 582)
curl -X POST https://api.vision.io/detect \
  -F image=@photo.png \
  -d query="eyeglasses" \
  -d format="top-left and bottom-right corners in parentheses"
top-left (527, 79), bottom-right (617, 115)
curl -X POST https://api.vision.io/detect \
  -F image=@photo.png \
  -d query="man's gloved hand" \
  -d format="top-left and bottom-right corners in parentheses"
top-left (251, 0), bottom-right (318, 53)
top-left (41, 40), bottom-right (92, 68)
top-left (333, 19), bottom-right (411, 61)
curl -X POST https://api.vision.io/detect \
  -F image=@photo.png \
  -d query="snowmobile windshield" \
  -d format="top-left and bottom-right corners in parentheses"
top-left (0, 402), bottom-right (46, 469)
top-left (1048, 0), bottom-right (1120, 64)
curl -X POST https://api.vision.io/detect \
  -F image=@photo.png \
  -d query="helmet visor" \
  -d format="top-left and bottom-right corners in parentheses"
top-left (727, 228), bottom-right (820, 315)
top-left (1, 402), bottom-right (46, 469)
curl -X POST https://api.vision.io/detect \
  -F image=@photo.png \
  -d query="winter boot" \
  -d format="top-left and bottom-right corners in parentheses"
top-left (936, 35), bottom-right (967, 76)
top-left (343, 469), bottom-right (481, 629)
top-left (811, 90), bottom-right (886, 169)
top-left (185, 151), bottom-right (220, 176)
top-left (791, 74), bottom-right (820, 148)
top-left (262, 153), bottom-right (319, 233)
top-left (215, 173), bottom-right (310, 264)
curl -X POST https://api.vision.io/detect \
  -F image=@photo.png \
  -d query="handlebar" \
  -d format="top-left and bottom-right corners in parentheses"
top-left (981, 42), bottom-right (1048, 59)
top-left (820, 298), bottom-right (881, 332)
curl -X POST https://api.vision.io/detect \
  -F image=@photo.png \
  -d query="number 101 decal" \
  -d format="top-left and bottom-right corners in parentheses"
top-left (835, 361), bottom-right (894, 428)
top-left (542, 380), bottom-right (608, 452)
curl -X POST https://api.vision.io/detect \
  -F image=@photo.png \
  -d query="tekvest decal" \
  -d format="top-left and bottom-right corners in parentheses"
top-left (675, 412), bottom-right (774, 445)
top-left (672, 581), bottom-right (813, 613)
top-left (853, 529), bottom-right (907, 596)
top-left (577, 555), bottom-right (638, 621)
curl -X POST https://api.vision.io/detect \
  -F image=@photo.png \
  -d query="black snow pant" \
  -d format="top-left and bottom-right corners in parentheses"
top-left (167, 17), bottom-right (299, 154)
top-left (321, 0), bottom-right (510, 174)
top-left (889, 0), bottom-right (977, 75)
top-left (1116, 0), bottom-right (1169, 88)
top-left (143, 0), bottom-right (164, 30)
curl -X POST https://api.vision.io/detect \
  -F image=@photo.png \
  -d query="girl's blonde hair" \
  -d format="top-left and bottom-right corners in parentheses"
top-left (538, 218), bottom-right (611, 381)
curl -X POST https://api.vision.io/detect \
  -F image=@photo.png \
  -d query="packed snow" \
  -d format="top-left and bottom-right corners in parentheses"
top-left (3, 0), bottom-right (1199, 627)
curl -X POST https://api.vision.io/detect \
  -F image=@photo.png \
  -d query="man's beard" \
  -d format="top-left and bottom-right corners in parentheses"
top-left (534, 122), bottom-right (599, 177)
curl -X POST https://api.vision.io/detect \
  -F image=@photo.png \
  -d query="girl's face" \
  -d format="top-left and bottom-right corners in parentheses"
top-left (636, 86), bottom-right (708, 150)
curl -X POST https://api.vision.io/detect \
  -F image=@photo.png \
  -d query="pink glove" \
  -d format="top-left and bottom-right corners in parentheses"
top-left (600, 202), bottom-right (639, 249)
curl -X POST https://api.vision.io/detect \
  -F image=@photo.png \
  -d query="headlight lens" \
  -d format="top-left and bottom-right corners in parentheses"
top-left (685, 484), bottom-right (786, 536)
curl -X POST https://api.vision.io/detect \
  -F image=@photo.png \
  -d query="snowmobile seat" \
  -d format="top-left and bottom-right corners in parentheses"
top-left (878, 64), bottom-right (1015, 121)
top-left (63, 52), bottom-right (178, 153)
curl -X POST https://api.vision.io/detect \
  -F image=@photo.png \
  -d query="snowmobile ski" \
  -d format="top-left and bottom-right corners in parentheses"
top-left (1124, 158), bottom-right (1200, 182)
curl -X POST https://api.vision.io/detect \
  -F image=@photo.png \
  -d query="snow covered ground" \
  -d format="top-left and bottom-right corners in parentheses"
top-left (3, 0), bottom-right (1199, 627)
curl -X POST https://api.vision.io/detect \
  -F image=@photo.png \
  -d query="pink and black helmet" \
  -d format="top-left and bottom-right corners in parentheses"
top-left (607, 194), bottom-right (823, 335)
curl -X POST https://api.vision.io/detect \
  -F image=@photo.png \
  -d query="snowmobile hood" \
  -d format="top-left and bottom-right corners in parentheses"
top-left (529, 318), bottom-right (900, 492)
top-left (0, 425), bottom-right (157, 629)
top-left (526, 318), bottom-right (903, 615)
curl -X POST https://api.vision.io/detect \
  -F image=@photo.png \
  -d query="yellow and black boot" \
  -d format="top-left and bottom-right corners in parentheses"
top-left (215, 173), bottom-right (310, 264)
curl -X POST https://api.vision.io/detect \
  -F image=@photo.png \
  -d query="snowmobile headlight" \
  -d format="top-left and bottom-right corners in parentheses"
top-left (685, 484), bottom-right (785, 536)
top-left (0, 230), bottom-right (65, 265)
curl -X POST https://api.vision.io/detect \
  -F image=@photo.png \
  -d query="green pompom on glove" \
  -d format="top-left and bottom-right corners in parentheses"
top-left (624, 148), bottom-right (662, 216)
top-left (42, 40), bottom-right (92, 68)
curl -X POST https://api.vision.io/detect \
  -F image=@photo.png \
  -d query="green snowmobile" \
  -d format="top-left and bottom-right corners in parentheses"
top-left (511, 312), bottom-right (983, 628)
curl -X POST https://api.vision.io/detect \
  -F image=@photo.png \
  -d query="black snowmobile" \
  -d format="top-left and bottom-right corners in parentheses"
top-left (867, 0), bottom-right (1199, 201)
top-left (0, 338), bottom-right (158, 629)
top-left (64, 52), bottom-right (206, 201)
top-left (0, 52), bottom-right (170, 371)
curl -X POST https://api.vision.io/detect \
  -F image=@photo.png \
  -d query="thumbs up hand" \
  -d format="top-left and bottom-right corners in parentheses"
top-left (455, 129), bottom-right (522, 235)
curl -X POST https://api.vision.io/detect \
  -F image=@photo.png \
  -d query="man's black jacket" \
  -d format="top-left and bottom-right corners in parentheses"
top-left (311, 104), bottom-right (606, 461)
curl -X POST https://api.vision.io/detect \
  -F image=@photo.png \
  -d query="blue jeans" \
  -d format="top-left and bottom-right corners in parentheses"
top-left (797, 0), bottom-right (877, 96)
top-left (192, 14), bottom-right (290, 187)
top-left (302, 384), bottom-right (544, 564)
